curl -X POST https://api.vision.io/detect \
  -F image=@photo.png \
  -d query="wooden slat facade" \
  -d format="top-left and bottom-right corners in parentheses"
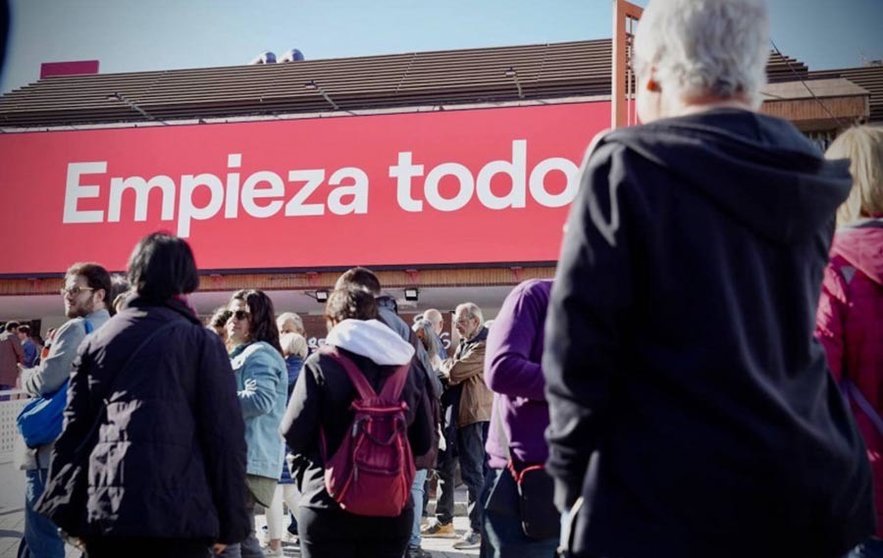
top-left (0, 39), bottom-right (812, 128)
top-left (0, 267), bottom-right (558, 297)
top-left (808, 66), bottom-right (883, 124)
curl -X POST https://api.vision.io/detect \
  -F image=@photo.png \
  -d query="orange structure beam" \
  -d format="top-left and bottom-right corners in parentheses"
top-left (612, 0), bottom-right (644, 128)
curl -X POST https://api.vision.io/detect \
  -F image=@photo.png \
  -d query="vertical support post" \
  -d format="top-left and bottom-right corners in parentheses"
top-left (612, 0), bottom-right (643, 129)
top-left (612, 0), bottom-right (627, 129)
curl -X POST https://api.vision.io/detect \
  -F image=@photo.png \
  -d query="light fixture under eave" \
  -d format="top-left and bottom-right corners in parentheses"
top-left (315, 289), bottom-right (329, 303)
top-left (504, 66), bottom-right (524, 99)
top-left (304, 80), bottom-right (339, 110)
top-left (404, 288), bottom-right (419, 302)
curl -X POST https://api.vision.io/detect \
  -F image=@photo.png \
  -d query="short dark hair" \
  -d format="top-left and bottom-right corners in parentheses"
top-left (5, 320), bottom-right (19, 332)
top-left (209, 307), bottom-right (232, 329)
top-left (127, 232), bottom-right (199, 302)
top-left (17, 324), bottom-right (30, 335)
top-left (325, 288), bottom-right (378, 323)
top-left (109, 274), bottom-right (131, 315)
top-left (334, 267), bottom-right (381, 296)
top-left (231, 289), bottom-right (282, 355)
top-left (67, 262), bottom-right (112, 307)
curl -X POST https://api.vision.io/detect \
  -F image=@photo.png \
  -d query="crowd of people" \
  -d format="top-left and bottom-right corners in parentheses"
top-left (1, 0), bottom-right (882, 557)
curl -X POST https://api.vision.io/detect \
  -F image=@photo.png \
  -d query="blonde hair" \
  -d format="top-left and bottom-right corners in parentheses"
top-left (825, 126), bottom-right (883, 226)
top-left (280, 332), bottom-right (308, 358)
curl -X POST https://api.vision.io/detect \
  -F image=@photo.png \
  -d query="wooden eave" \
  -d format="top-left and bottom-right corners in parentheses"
top-left (0, 39), bottom-right (809, 128)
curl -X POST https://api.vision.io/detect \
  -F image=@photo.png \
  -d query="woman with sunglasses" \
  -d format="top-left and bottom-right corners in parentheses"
top-left (224, 289), bottom-right (288, 558)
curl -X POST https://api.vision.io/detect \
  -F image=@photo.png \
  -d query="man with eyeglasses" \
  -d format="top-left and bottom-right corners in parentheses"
top-left (425, 302), bottom-right (492, 551)
top-left (17, 262), bottom-right (111, 558)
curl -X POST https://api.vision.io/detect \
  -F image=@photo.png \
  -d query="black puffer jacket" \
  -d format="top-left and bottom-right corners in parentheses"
top-left (41, 297), bottom-right (251, 544)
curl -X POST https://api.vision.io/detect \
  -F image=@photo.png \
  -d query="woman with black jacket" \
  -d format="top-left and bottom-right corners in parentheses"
top-left (280, 288), bottom-right (433, 558)
top-left (39, 232), bottom-right (251, 557)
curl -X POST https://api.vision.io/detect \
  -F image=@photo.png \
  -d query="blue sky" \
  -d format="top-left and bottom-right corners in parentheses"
top-left (2, 0), bottom-right (882, 94)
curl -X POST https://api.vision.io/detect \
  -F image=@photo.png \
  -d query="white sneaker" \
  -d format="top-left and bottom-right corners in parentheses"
top-left (452, 529), bottom-right (481, 550)
top-left (262, 545), bottom-right (285, 557)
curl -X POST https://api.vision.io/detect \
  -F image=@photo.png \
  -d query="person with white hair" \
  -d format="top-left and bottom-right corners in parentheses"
top-left (277, 312), bottom-right (305, 336)
top-left (422, 308), bottom-right (448, 361)
top-left (543, 1), bottom-right (874, 557)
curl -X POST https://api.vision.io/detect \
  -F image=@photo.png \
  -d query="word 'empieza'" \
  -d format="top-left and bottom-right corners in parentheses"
top-left (63, 140), bottom-right (579, 237)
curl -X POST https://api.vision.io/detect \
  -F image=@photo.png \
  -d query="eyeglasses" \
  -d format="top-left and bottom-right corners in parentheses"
top-left (60, 286), bottom-right (94, 297)
top-left (231, 310), bottom-right (250, 321)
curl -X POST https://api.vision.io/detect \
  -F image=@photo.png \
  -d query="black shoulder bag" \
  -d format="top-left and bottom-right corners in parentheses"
top-left (488, 401), bottom-right (560, 540)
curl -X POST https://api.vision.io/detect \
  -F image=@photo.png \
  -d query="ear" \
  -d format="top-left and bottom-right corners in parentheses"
top-left (640, 64), bottom-right (661, 92)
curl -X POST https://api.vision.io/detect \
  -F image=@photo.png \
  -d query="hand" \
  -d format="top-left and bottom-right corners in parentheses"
top-left (212, 543), bottom-right (227, 555)
top-left (58, 530), bottom-right (86, 551)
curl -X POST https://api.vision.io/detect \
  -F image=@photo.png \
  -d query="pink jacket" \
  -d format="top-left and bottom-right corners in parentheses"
top-left (816, 219), bottom-right (883, 535)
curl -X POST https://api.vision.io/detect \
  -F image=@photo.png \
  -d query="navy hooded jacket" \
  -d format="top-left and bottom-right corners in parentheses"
top-left (544, 109), bottom-right (874, 558)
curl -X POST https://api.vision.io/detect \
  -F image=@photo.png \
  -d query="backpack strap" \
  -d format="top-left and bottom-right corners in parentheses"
top-left (321, 346), bottom-right (409, 400)
top-left (379, 362), bottom-right (410, 401)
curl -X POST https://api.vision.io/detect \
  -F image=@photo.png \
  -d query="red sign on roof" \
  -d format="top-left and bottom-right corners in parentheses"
top-left (40, 60), bottom-right (100, 79)
top-left (0, 102), bottom-right (609, 275)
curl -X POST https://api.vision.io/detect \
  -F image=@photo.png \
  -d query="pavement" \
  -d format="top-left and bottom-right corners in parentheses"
top-left (0, 454), bottom-right (477, 558)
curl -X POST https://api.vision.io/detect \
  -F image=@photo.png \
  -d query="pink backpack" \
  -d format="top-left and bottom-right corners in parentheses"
top-left (321, 348), bottom-right (416, 517)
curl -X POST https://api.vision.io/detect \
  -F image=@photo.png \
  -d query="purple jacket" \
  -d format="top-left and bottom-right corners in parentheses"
top-left (484, 279), bottom-right (552, 469)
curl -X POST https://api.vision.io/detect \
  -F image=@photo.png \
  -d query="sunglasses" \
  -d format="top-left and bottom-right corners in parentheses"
top-left (231, 310), bottom-right (250, 321)
top-left (60, 286), bottom-right (94, 297)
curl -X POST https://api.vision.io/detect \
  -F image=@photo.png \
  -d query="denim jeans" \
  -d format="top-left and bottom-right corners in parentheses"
top-left (219, 490), bottom-right (264, 558)
top-left (435, 446), bottom-right (456, 525)
top-left (458, 422), bottom-right (489, 532)
top-left (480, 468), bottom-right (558, 558)
top-left (435, 421), bottom-right (489, 531)
top-left (23, 468), bottom-right (65, 558)
top-left (409, 469), bottom-right (429, 548)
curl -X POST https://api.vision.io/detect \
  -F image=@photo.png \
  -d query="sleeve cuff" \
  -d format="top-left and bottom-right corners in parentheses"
top-left (554, 476), bottom-right (580, 512)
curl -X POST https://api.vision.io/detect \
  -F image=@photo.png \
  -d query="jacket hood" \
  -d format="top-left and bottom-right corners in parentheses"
top-left (325, 319), bottom-right (415, 365)
top-left (832, 219), bottom-right (883, 285)
top-left (603, 109), bottom-right (852, 244)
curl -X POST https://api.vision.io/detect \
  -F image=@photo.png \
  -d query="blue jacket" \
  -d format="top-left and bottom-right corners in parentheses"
top-left (230, 341), bottom-right (288, 479)
top-left (285, 355), bottom-right (304, 389)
